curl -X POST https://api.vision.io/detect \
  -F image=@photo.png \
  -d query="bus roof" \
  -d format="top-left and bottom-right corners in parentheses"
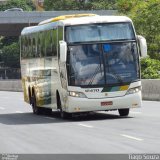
top-left (38, 13), bottom-right (97, 25)
top-left (21, 15), bottom-right (132, 36)
top-left (60, 15), bottom-right (132, 25)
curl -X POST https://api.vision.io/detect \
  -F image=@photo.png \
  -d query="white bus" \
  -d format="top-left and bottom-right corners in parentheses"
top-left (20, 14), bottom-right (147, 118)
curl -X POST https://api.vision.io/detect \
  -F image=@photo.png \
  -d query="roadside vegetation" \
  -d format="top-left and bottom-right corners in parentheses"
top-left (0, 0), bottom-right (159, 79)
top-left (0, 0), bottom-right (34, 71)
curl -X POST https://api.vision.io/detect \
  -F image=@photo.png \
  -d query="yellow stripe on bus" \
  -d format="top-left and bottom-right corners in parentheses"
top-left (39, 14), bottom-right (97, 25)
top-left (120, 85), bottom-right (129, 91)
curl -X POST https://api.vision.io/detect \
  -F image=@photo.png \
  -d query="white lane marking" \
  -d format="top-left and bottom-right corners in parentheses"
top-left (121, 134), bottom-right (143, 141)
top-left (0, 107), bottom-right (5, 110)
top-left (44, 117), bottom-right (55, 120)
top-left (130, 111), bottom-right (142, 114)
top-left (78, 123), bottom-right (93, 128)
top-left (15, 111), bottom-right (23, 113)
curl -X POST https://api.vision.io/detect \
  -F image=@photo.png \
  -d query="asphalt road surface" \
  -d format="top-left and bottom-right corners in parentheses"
top-left (0, 91), bottom-right (159, 153)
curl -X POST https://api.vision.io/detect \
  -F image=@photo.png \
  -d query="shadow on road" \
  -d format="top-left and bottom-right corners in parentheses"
top-left (0, 111), bottom-right (133, 125)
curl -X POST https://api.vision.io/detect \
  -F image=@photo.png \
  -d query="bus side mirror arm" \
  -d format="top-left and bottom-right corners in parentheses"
top-left (137, 35), bottom-right (147, 57)
top-left (59, 41), bottom-right (67, 62)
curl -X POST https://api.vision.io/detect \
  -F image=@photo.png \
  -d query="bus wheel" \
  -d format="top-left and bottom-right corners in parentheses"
top-left (118, 108), bottom-right (130, 116)
top-left (60, 110), bottom-right (71, 119)
top-left (31, 93), bottom-right (41, 115)
top-left (44, 108), bottom-right (52, 115)
top-left (58, 98), bottom-right (71, 119)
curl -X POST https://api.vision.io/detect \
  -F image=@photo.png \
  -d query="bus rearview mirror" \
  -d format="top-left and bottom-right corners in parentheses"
top-left (137, 35), bottom-right (147, 57)
top-left (59, 41), bottom-right (67, 62)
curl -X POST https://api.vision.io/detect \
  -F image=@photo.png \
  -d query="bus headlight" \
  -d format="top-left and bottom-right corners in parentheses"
top-left (126, 86), bottom-right (142, 95)
top-left (69, 91), bottom-right (87, 98)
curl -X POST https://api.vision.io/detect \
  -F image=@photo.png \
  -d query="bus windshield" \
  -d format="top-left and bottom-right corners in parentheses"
top-left (66, 23), bottom-right (135, 43)
top-left (67, 42), bottom-right (139, 87)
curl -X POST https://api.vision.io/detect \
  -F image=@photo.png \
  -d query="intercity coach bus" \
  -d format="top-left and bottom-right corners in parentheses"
top-left (20, 14), bottom-right (147, 118)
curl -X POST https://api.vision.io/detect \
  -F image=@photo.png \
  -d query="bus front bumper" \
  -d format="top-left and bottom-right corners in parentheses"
top-left (66, 92), bottom-right (142, 113)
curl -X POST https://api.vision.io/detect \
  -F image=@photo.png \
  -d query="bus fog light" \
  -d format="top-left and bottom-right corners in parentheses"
top-left (126, 86), bottom-right (141, 95)
top-left (69, 91), bottom-right (87, 98)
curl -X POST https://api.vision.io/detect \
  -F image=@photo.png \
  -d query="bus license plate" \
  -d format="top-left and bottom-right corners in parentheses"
top-left (101, 101), bottom-right (113, 106)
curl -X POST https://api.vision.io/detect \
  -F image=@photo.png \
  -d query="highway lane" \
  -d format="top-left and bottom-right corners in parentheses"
top-left (0, 91), bottom-right (160, 153)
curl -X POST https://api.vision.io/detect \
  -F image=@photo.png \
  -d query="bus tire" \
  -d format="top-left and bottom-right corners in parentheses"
top-left (44, 108), bottom-right (52, 115)
top-left (28, 87), bottom-right (32, 104)
top-left (60, 110), bottom-right (71, 119)
top-left (57, 94), bottom-right (71, 119)
top-left (31, 93), bottom-right (41, 115)
top-left (118, 108), bottom-right (130, 116)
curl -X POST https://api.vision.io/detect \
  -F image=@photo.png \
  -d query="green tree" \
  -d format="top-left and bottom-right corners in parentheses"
top-left (131, 0), bottom-right (160, 59)
top-left (0, 0), bottom-right (35, 69)
top-left (116, 0), bottom-right (138, 14)
top-left (44, 0), bottom-right (117, 11)
top-left (44, 0), bottom-right (76, 10)
top-left (89, 0), bottom-right (117, 10)
top-left (0, 42), bottom-right (20, 68)
top-left (0, 37), bottom-right (18, 48)
top-left (141, 57), bottom-right (160, 79)
top-left (117, 0), bottom-right (160, 60)
top-left (0, 0), bottom-right (35, 11)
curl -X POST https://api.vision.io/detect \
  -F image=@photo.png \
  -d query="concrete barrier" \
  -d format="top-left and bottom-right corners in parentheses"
top-left (141, 79), bottom-right (160, 101)
top-left (0, 79), bottom-right (160, 101)
top-left (0, 80), bottom-right (22, 92)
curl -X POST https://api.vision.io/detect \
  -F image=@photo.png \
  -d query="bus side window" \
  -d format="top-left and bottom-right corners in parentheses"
top-left (28, 37), bottom-right (32, 58)
top-left (26, 37), bottom-right (29, 58)
top-left (58, 26), bottom-right (63, 59)
top-left (52, 29), bottom-right (57, 57)
top-left (23, 37), bottom-right (27, 58)
top-left (58, 27), bottom-right (63, 41)
top-left (46, 31), bottom-right (52, 57)
top-left (41, 32), bottom-right (45, 57)
top-left (32, 36), bottom-right (36, 57)
top-left (37, 36), bottom-right (41, 57)
top-left (21, 36), bottom-right (24, 59)
top-left (31, 37), bottom-right (35, 58)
